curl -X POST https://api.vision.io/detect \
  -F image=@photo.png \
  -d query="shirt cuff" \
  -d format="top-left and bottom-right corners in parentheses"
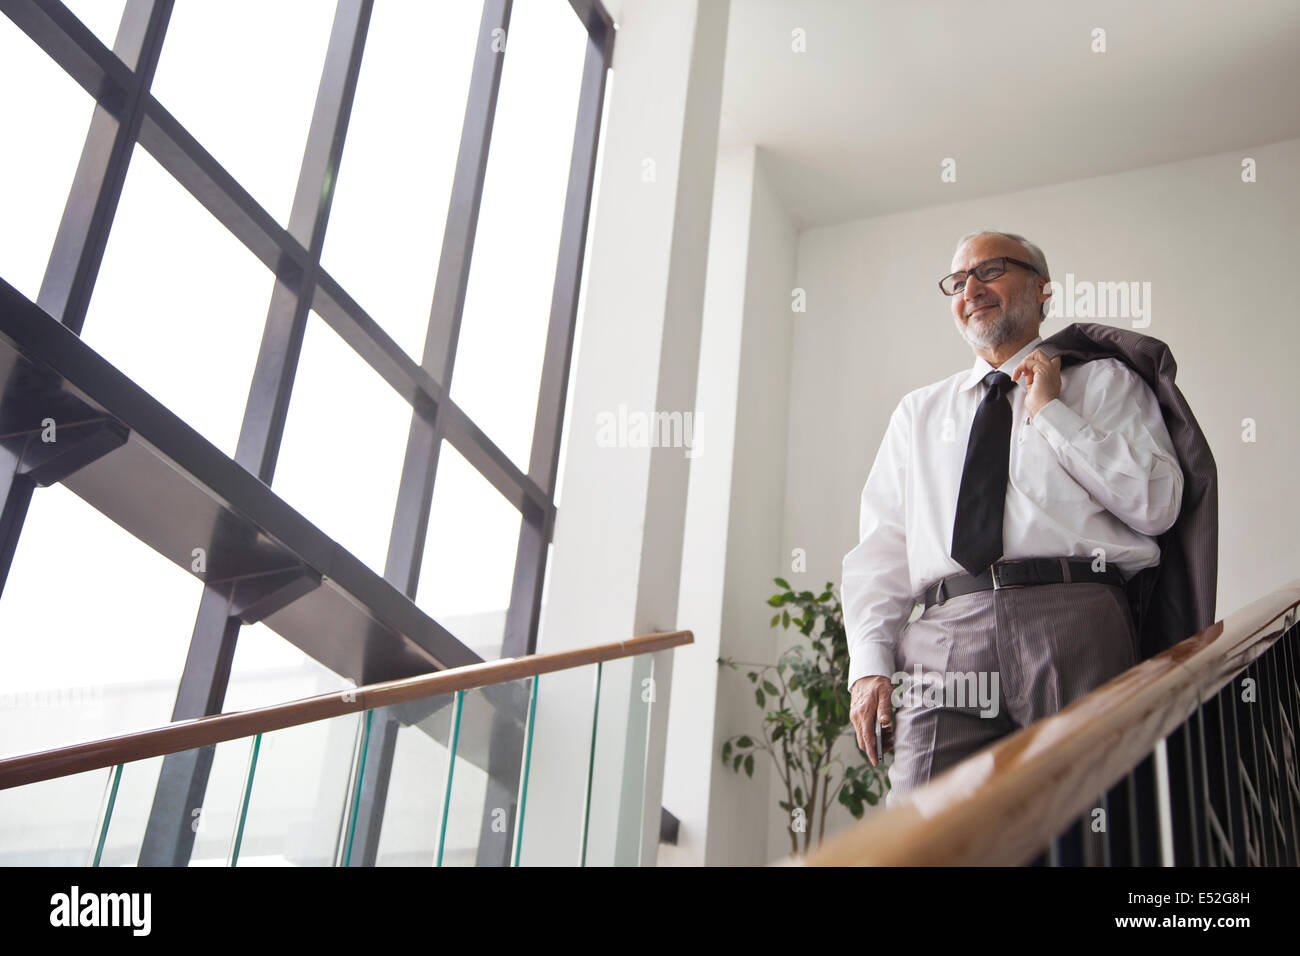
top-left (848, 641), bottom-right (898, 690)
top-left (1030, 397), bottom-right (1086, 452)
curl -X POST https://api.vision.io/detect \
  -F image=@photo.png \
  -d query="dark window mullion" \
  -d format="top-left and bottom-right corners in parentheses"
top-left (383, 0), bottom-right (512, 596)
top-left (567, 0), bottom-right (615, 46)
top-left (234, 0), bottom-right (372, 478)
top-left (504, 19), bottom-right (613, 668)
top-left (289, 0), bottom-right (372, 259)
top-left (34, 0), bottom-right (172, 334)
top-left (419, 0), bottom-right (512, 391)
top-left (526, 19), bottom-right (612, 505)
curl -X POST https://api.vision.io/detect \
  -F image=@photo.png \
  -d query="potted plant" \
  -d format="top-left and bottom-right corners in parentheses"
top-left (719, 578), bottom-right (890, 855)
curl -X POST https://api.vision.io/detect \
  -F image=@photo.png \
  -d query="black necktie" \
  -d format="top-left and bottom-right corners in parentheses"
top-left (951, 370), bottom-right (1016, 576)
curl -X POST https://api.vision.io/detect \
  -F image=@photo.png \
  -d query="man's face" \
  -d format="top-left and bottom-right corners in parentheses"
top-left (949, 235), bottom-right (1046, 353)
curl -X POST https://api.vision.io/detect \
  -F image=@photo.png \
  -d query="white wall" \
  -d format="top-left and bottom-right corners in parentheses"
top-left (780, 136), bottom-right (1300, 849)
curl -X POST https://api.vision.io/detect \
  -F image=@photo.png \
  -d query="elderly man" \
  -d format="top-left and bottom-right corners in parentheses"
top-left (842, 230), bottom-right (1184, 808)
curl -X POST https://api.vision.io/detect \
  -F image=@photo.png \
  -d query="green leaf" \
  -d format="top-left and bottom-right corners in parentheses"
top-left (755, 689), bottom-right (765, 708)
top-left (772, 724), bottom-right (785, 741)
top-left (747, 671), bottom-right (757, 683)
top-left (864, 791), bottom-right (878, 806)
top-left (733, 754), bottom-right (743, 772)
top-left (781, 610), bottom-right (790, 628)
top-left (737, 736), bottom-right (752, 748)
top-left (774, 577), bottom-right (791, 590)
top-left (770, 613), bottom-right (780, 627)
top-left (766, 595), bottom-right (783, 607)
top-left (762, 680), bottom-right (779, 697)
top-left (744, 754), bottom-right (754, 778)
top-left (722, 741), bottom-right (732, 761)
top-left (794, 786), bottom-right (804, 805)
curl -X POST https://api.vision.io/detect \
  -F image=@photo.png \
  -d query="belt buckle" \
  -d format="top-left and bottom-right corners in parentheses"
top-left (990, 562), bottom-right (1024, 590)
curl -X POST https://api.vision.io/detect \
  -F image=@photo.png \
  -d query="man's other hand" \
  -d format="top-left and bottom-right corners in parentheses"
top-left (849, 675), bottom-right (894, 766)
top-left (1011, 349), bottom-right (1062, 418)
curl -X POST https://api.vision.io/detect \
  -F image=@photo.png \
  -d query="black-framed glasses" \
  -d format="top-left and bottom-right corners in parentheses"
top-left (938, 256), bottom-right (1040, 295)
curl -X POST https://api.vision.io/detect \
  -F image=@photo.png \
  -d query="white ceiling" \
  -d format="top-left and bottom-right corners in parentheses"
top-left (713, 0), bottom-right (1300, 229)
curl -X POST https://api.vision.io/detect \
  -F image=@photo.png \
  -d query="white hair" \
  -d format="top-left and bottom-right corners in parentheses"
top-left (955, 230), bottom-right (1051, 319)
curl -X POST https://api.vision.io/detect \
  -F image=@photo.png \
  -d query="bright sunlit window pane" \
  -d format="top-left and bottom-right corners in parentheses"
top-left (320, 0), bottom-right (483, 362)
top-left (61, 0), bottom-right (128, 53)
top-left (272, 312), bottom-right (410, 577)
top-left (0, 484), bottom-right (201, 759)
top-left (225, 622), bottom-right (353, 713)
top-left (0, 18), bottom-right (98, 302)
top-left (80, 145), bottom-right (275, 459)
top-left (373, 715), bottom-right (450, 866)
top-left (230, 711), bottom-right (360, 866)
top-left (149, 1), bottom-right (335, 226)
top-left (415, 441), bottom-right (521, 659)
top-left (552, 65), bottom-right (611, 509)
top-left (450, 0), bottom-right (588, 471)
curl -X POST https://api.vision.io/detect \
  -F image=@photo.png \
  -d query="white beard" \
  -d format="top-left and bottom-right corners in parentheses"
top-left (960, 305), bottom-right (1036, 352)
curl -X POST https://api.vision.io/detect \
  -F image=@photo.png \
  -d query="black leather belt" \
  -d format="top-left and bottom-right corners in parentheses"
top-left (922, 557), bottom-right (1125, 611)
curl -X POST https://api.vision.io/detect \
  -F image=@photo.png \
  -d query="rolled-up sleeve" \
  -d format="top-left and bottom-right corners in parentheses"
top-left (842, 398), bottom-right (915, 689)
top-left (1030, 359), bottom-right (1183, 536)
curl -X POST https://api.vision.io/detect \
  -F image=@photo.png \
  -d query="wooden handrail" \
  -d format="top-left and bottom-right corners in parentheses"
top-left (0, 630), bottom-right (693, 791)
top-left (797, 580), bottom-right (1300, 866)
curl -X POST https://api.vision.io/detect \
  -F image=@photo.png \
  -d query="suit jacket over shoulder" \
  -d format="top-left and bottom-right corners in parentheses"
top-left (1037, 322), bottom-right (1218, 660)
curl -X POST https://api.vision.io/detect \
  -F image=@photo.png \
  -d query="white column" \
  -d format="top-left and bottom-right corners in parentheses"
top-left (522, 0), bottom-right (729, 867)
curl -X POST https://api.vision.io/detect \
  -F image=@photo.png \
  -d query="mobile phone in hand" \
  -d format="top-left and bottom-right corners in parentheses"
top-left (875, 721), bottom-right (894, 761)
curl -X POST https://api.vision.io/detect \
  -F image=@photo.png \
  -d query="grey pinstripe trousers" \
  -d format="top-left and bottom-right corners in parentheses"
top-left (883, 581), bottom-right (1139, 809)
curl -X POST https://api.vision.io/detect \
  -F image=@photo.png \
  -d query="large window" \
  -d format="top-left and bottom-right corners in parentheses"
top-left (0, 0), bottom-right (613, 866)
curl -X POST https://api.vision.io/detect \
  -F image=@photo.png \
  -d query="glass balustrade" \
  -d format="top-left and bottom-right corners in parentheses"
top-left (0, 649), bottom-right (669, 866)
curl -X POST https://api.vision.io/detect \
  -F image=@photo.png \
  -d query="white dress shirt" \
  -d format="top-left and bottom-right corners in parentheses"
top-left (842, 334), bottom-right (1183, 689)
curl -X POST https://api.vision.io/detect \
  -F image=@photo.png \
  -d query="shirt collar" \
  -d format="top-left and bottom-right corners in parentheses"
top-left (959, 335), bottom-right (1044, 392)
